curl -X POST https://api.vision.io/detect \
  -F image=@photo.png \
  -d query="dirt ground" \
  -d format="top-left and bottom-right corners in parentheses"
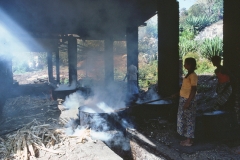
top-left (1, 61), bottom-right (240, 159)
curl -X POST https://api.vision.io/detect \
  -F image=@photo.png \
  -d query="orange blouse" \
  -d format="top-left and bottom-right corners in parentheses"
top-left (216, 72), bottom-right (230, 84)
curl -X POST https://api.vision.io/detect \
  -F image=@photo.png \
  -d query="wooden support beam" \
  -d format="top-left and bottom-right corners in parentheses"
top-left (56, 47), bottom-right (60, 83)
top-left (126, 26), bottom-right (138, 70)
top-left (68, 36), bottom-right (78, 86)
top-left (157, 0), bottom-right (179, 97)
top-left (104, 38), bottom-right (114, 84)
top-left (47, 51), bottom-right (53, 83)
top-left (223, 0), bottom-right (240, 122)
top-left (126, 26), bottom-right (139, 98)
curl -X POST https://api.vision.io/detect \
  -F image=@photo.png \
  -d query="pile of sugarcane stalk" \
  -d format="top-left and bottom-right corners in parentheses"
top-left (4, 95), bottom-right (55, 107)
top-left (0, 119), bottom-right (92, 160)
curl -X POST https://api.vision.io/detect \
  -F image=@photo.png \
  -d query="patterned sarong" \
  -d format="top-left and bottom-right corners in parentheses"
top-left (177, 97), bottom-right (196, 138)
top-left (216, 82), bottom-right (232, 107)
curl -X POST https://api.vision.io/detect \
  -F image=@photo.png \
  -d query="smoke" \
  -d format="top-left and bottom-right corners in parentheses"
top-left (62, 81), bottom-right (133, 150)
top-left (62, 90), bottom-right (85, 110)
top-left (91, 130), bottom-right (130, 151)
top-left (65, 118), bottom-right (79, 135)
top-left (84, 81), bottom-right (126, 110)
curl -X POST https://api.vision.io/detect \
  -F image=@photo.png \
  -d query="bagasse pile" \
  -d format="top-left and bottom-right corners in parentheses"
top-left (0, 119), bottom-right (91, 160)
top-left (4, 95), bottom-right (55, 107)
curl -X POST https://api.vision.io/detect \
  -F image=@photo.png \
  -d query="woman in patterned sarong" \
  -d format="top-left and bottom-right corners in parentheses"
top-left (173, 57), bottom-right (198, 146)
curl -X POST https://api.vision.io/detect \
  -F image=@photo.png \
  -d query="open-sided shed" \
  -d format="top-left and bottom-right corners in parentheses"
top-left (0, 0), bottom-right (240, 120)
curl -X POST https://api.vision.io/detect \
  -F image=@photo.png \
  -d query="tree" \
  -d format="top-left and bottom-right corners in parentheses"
top-left (138, 15), bottom-right (158, 63)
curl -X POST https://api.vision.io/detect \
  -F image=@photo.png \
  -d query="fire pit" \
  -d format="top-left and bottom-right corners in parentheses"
top-left (52, 87), bottom-right (91, 100)
top-left (128, 100), bottom-right (177, 123)
top-left (78, 105), bottom-right (131, 132)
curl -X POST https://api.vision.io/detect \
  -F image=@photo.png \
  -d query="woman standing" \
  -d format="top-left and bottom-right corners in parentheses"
top-left (176, 57), bottom-right (198, 146)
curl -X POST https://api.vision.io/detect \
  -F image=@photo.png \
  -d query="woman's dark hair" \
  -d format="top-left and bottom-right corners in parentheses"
top-left (211, 55), bottom-right (221, 63)
top-left (185, 57), bottom-right (197, 78)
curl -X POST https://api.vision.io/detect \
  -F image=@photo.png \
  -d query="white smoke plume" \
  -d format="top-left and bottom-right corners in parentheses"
top-left (62, 81), bottom-right (133, 150)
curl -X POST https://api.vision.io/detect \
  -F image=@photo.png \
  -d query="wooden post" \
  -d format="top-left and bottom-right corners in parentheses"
top-left (68, 36), bottom-right (77, 86)
top-left (157, 0), bottom-right (179, 97)
top-left (47, 51), bottom-right (53, 83)
top-left (223, 0), bottom-right (240, 123)
top-left (104, 38), bottom-right (114, 84)
top-left (126, 26), bottom-right (138, 71)
top-left (56, 47), bottom-right (60, 83)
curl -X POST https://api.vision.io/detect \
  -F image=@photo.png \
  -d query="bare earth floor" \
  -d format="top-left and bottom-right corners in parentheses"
top-left (0, 72), bottom-right (240, 159)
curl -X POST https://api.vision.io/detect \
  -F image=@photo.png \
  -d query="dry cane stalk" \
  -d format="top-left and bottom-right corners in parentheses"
top-left (16, 135), bottom-right (23, 157)
top-left (33, 143), bottom-right (63, 155)
top-left (27, 140), bottom-right (35, 157)
top-left (22, 136), bottom-right (28, 160)
top-left (0, 137), bottom-right (5, 142)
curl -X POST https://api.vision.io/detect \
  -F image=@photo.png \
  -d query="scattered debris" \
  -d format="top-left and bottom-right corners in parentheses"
top-left (4, 96), bottom-right (55, 107)
top-left (0, 119), bottom-right (93, 160)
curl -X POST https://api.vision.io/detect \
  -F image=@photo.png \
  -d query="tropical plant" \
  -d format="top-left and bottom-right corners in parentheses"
top-left (185, 15), bottom-right (216, 34)
top-left (179, 26), bottom-right (195, 40)
top-left (179, 37), bottom-right (198, 59)
top-left (198, 37), bottom-right (223, 61)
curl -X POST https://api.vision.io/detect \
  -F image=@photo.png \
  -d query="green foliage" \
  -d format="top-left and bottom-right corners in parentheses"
top-left (12, 62), bottom-right (28, 73)
top-left (199, 37), bottom-right (223, 61)
top-left (138, 15), bottom-right (158, 60)
top-left (180, 8), bottom-right (188, 17)
top-left (138, 60), bottom-right (158, 89)
top-left (179, 26), bottom-right (195, 40)
top-left (113, 41), bottom-right (126, 54)
top-left (196, 58), bottom-right (215, 74)
top-left (211, 0), bottom-right (223, 21)
top-left (180, 0), bottom-right (223, 37)
top-left (83, 40), bottom-right (104, 51)
top-left (138, 36), bottom-right (158, 57)
top-left (114, 68), bottom-right (126, 81)
top-left (12, 52), bottom-right (47, 73)
top-left (183, 52), bottom-right (200, 62)
top-left (185, 15), bottom-right (216, 34)
top-left (145, 19), bottom-right (158, 38)
top-left (178, 0), bottom-right (223, 75)
top-left (194, 0), bottom-right (223, 22)
top-left (188, 0), bottom-right (223, 21)
top-left (60, 78), bottom-right (69, 84)
top-left (188, 3), bottom-right (206, 17)
top-left (59, 40), bottom-right (105, 66)
top-left (179, 37), bottom-right (198, 59)
top-left (182, 52), bottom-right (215, 74)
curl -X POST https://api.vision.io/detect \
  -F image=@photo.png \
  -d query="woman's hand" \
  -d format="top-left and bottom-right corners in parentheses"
top-left (183, 86), bottom-right (196, 110)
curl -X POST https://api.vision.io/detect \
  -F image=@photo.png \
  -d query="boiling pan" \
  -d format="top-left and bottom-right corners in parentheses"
top-left (127, 98), bottom-right (177, 122)
top-left (78, 105), bottom-right (130, 131)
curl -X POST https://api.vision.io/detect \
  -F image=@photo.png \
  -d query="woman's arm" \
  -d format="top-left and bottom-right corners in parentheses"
top-left (183, 86), bottom-right (197, 110)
